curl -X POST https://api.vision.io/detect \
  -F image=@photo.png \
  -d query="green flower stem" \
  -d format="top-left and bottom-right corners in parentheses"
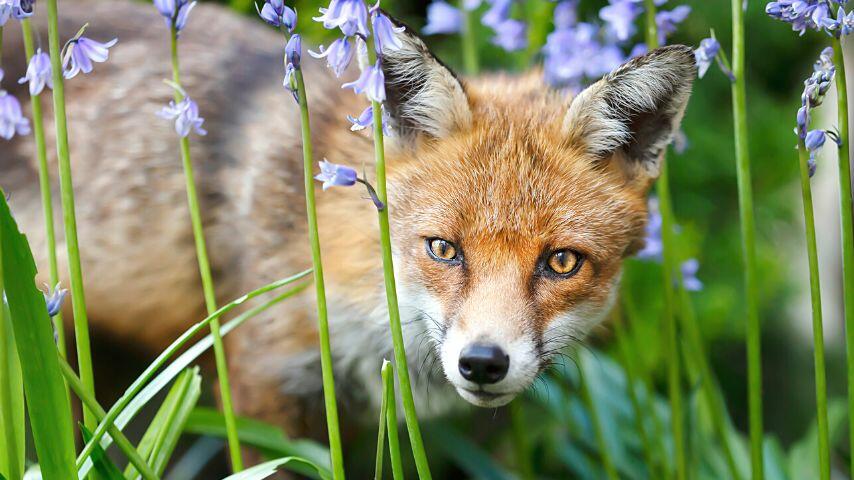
top-left (382, 361), bottom-right (404, 480)
top-left (508, 401), bottom-right (534, 480)
top-left (292, 66), bottom-right (346, 480)
top-left (366, 34), bottom-right (432, 478)
top-left (21, 19), bottom-right (66, 359)
top-left (796, 142), bottom-right (830, 480)
top-left (168, 28), bottom-right (243, 472)
top-left (45, 0), bottom-right (98, 433)
top-left (730, 0), bottom-right (764, 477)
top-left (460, 0), bottom-right (479, 75)
top-left (830, 37), bottom-right (854, 479)
top-left (644, 2), bottom-right (686, 478)
top-left (75, 270), bottom-right (310, 471)
top-left (374, 363), bottom-right (389, 480)
top-left (57, 359), bottom-right (159, 480)
top-left (579, 366), bottom-right (618, 480)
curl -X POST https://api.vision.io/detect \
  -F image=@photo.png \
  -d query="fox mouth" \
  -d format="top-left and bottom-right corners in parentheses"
top-left (458, 387), bottom-right (516, 408)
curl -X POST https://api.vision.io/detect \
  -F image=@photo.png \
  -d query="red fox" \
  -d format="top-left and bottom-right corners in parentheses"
top-left (1, 0), bottom-right (695, 441)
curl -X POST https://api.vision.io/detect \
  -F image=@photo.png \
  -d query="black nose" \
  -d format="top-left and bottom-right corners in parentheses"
top-left (458, 343), bottom-right (509, 384)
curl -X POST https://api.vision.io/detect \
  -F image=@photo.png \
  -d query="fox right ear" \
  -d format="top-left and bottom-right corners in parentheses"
top-left (381, 18), bottom-right (472, 143)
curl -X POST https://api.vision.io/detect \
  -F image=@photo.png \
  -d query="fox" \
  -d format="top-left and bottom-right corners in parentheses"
top-left (2, 0), bottom-right (695, 454)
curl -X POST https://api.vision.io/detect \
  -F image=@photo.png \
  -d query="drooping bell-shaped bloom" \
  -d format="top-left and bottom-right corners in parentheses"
top-left (154, 0), bottom-right (198, 31)
top-left (283, 34), bottom-right (301, 101)
top-left (1, 0), bottom-right (33, 25)
top-left (43, 283), bottom-right (69, 317)
top-left (157, 97), bottom-right (207, 137)
top-left (373, 12), bottom-right (405, 54)
top-left (314, 0), bottom-right (369, 37)
top-left (309, 37), bottom-right (354, 78)
top-left (63, 36), bottom-right (119, 79)
top-left (0, 89), bottom-right (31, 140)
top-left (258, 0), bottom-right (297, 31)
top-left (694, 38), bottom-right (720, 79)
top-left (342, 60), bottom-right (385, 102)
top-left (315, 159), bottom-right (358, 190)
top-left (347, 104), bottom-right (392, 135)
top-left (423, 1), bottom-right (463, 35)
top-left (19, 49), bottom-right (53, 96)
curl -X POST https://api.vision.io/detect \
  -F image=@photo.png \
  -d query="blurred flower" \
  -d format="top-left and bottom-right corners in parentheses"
top-left (154, 0), bottom-right (197, 31)
top-left (309, 37), bottom-right (354, 77)
top-left (423, 1), bottom-right (462, 35)
top-left (373, 12), bottom-right (405, 54)
top-left (680, 259), bottom-right (703, 291)
top-left (43, 283), bottom-right (68, 317)
top-left (637, 197), bottom-right (663, 260)
top-left (314, 0), bottom-right (369, 37)
top-left (544, 22), bottom-right (624, 89)
top-left (158, 97), bottom-right (207, 137)
top-left (342, 60), bottom-right (385, 102)
top-left (839, 6), bottom-right (854, 35)
top-left (19, 49), bottom-right (53, 96)
top-left (655, 5), bottom-right (691, 44)
top-left (491, 18), bottom-right (527, 51)
top-left (257, 0), bottom-right (297, 31)
top-left (464, 0), bottom-right (481, 9)
top-left (63, 36), bottom-right (119, 79)
top-left (815, 45), bottom-right (835, 72)
top-left (0, 90), bottom-right (31, 140)
top-left (600, 0), bottom-right (642, 42)
top-left (553, 0), bottom-right (578, 29)
top-left (482, 0), bottom-right (512, 28)
top-left (694, 38), bottom-right (719, 78)
top-left (1, 0), bottom-right (33, 25)
top-left (315, 159), bottom-right (357, 190)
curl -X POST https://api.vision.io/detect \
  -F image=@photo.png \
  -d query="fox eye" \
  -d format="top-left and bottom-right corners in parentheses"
top-left (546, 250), bottom-right (583, 276)
top-left (427, 238), bottom-right (460, 264)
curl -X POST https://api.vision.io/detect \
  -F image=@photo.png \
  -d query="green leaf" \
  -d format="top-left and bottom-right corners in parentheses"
top-left (80, 424), bottom-right (125, 480)
top-left (124, 367), bottom-right (202, 479)
top-left (788, 398), bottom-right (847, 479)
top-left (221, 456), bottom-right (332, 480)
top-left (0, 301), bottom-right (25, 480)
top-left (183, 407), bottom-right (331, 479)
top-left (0, 190), bottom-right (77, 479)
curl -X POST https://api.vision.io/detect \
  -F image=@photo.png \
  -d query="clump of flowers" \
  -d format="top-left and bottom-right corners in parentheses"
top-left (795, 47), bottom-right (840, 176)
top-left (766, 0), bottom-right (852, 35)
top-left (0, 69), bottom-right (32, 141)
top-left (423, 0), bottom-right (527, 52)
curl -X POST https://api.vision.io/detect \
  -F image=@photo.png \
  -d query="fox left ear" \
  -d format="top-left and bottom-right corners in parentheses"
top-left (563, 45), bottom-right (696, 182)
top-left (380, 18), bottom-right (472, 143)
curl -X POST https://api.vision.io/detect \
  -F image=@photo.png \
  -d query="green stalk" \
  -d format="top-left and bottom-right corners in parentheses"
top-left (382, 361), bottom-right (404, 480)
top-left (796, 142), bottom-right (830, 480)
top-left (374, 363), bottom-right (389, 480)
top-left (168, 27), bottom-right (242, 471)
top-left (579, 366), bottom-right (618, 480)
top-left (460, 0), bottom-right (479, 75)
top-left (58, 359), bottom-right (159, 480)
top-left (0, 231), bottom-right (24, 480)
top-left (730, 0), bottom-right (764, 477)
top-left (831, 37), bottom-right (854, 478)
top-left (523, 1), bottom-right (555, 66)
top-left (293, 66), bottom-right (346, 480)
top-left (509, 401), bottom-right (534, 480)
top-left (45, 0), bottom-right (98, 432)
top-left (644, 2), bottom-right (685, 478)
top-left (366, 27), bottom-right (432, 480)
top-left (21, 19), bottom-right (66, 359)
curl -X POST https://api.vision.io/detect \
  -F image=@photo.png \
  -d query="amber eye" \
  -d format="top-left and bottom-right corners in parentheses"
top-left (547, 250), bottom-right (583, 276)
top-left (427, 238), bottom-right (460, 263)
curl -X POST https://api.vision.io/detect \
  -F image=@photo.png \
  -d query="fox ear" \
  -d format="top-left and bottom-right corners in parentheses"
top-left (381, 20), bottom-right (472, 142)
top-left (563, 45), bottom-right (696, 181)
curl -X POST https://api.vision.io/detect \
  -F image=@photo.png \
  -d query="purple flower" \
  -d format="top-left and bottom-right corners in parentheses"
top-left (423, 1), bottom-right (462, 35)
top-left (257, 0), bottom-right (297, 31)
top-left (801, 49), bottom-right (835, 108)
top-left (554, 0), bottom-right (578, 30)
top-left (491, 19), bottom-right (527, 51)
top-left (600, 0), bottom-right (642, 42)
top-left (464, 0), bottom-right (482, 9)
top-left (0, 90), bottom-right (31, 140)
top-left (373, 12), bottom-right (405, 54)
top-left (315, 159), bottom-right (358, 190)
top-left (839, 6), bottom-right (854, 35)
top-left (347, 104), bottom-right (392, 135)
top-left (680, 259), bottom-right (703, 291)
top-left (19, 49), bottom-right (53, 96)
top-left (694, 38), bottom-right (720, 78)
top-left (314, 0), bottom-right (369, 37)
top-left (637, 197), bottom-right (663, 260)
top-left (482, 0), bottom-right (512, 28)
top-left (157, 97), bottom-right (207, 137)
top-left (309, 37), bottom-right (354, 78)
top-left (766, 0), bottom-right (844, 35)
top-left (342, 60), bottom-right (385, 102)
top-left (1, 0), bottom-right (33, 25)
top-left (154, 0), bottom-right (197, 31)
top-left (544, 22), bottom-right (624, 88)
top-left (797, 105), bottom-right (810, 138)
top-left (43, 283), bottom-right (68, 317)
top-left (63, 36), bottom-right (118, 79)
top-left (655, 5), bottom-right (691, 44)
top-left (283, 34), bottom-right (301, 100)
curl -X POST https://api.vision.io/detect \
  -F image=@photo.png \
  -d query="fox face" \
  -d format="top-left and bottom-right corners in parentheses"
top-left (379, 26), bottom-right (696, 407)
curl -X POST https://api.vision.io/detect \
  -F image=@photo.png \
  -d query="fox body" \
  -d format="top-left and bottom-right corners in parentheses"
top-left (2, 0), bottom-right (695, 440)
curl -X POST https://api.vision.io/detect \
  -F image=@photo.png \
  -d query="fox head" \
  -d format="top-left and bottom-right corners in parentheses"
top-left (377, 26), bottom-right (696, 408)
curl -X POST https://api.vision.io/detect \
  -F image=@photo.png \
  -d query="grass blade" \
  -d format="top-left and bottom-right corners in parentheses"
top-left (0, 302), bottom-right (25, 480)
top-left (81, 424), bottom-right (126, 480)
top-left (0, 191), bottom-right (77, 479)
top-left (382, 361), bottom-right (403, 480)
top-left (221, 457), bottom-right (332, 480)
top-left (374, 361), bottom-right (389, 480)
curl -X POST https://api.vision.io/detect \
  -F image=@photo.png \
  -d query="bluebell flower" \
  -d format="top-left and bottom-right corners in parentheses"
top-left (544, 22), bottom-right (624, 89)
top-left (694, 38), bottom-right (719, 78)
top-left (797, 105), bottom-right (810, 138)
top-left (655, 5), bottom-right (691, 44)
top-left (154, 0), bottom-right (198, 31)
top-left (257, 0), bottom-right (297, 31)
top-left (680, 259), bottom-right (703, 291)
top-left (491, 19), bottom-right (527, 51)
top-left (464, 0), bottom-right (482, 9)
top-left (0, 88), bottom-right (31, 140)
top-left (0, 0), bottom-right (33, 24)
top-left (600, 0), bottom-right (642, 42)
top-left (766, 0), bottom-right (846, 35)
top-left (347, 104), bottom-right (392, 135)
top-left (19, 49), bottom-right (53, 96)
top-left (309, 37), bottom-right (354, 78)
top-left (801, 51), bottom-right (835, 109)
top-left (423, 1), bottom-right (462, 35)
top-left (839, 6), bottom-right (854, 35)
top-left (63, 36), bottom-right (119, 79)
top-left (158, 97), bottom-right (207, 137)
top-left (314, 0), bottom-right (369, 37)
top-left (373, 12), bottom-right (405, 54)
top-left (637, 197), bottom-right (663, 260)
top-left (43, 283), bottom-right (68, 317)
top-left (482, 0), bottom-right (512, 28)
top-left (283, 34), bottom-right (301, 100)
top-left (315, 159), bottom-right (358, 190)
top-left (553, 0), bottom-right (578, 30)
top-left (342, 60), bottom-right (385, 102)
